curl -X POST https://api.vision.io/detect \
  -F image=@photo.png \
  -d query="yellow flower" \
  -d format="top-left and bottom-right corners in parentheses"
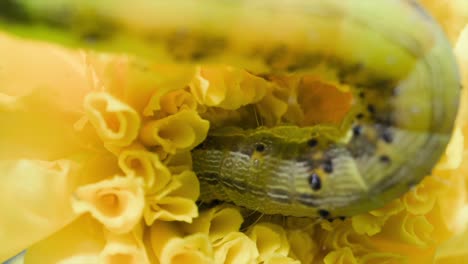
top-left (1, 1), bottom-right (468, 263)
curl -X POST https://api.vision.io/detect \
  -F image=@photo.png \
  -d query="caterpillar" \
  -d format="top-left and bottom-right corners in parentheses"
top-left (0, 0), bottom-right (460, 218)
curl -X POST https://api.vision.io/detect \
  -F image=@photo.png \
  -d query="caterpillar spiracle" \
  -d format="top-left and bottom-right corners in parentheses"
top-left (0, 0), bottom-right (460, 218)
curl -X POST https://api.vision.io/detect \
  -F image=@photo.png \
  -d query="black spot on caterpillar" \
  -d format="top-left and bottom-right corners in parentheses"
top-left (0, 0), bottom-right (459, 217)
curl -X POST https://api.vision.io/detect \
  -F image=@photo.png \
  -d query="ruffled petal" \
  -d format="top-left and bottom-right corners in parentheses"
top-left (189, 65), bottom-right (269, 109)
top-left (287, 229), bottom-right (318, 264)
top-left (139, 110), bottom-right (209, 154)
top-left (144, 170), bottom-right (199, 224)
top-left (148, 221), bottom-right (214, 264)
top-left (352, 199), bottom-right (405, 236)
top-left (375, 212), bottom-right (434, 247)
top-left (323, 247), bottom-right (357, 264)
top-left (72, 176), bottom-right (145, 234)
top-left (158, 89), bottom-right (198, 116)
top-left (247, 223), bottom-right (290, 262)
top-left (263, 254), bottom-right (301, 264)
top-left (118, 146), bottom-right (172, 193)
top-left (213, 232), bottom-right (259, 264)
top-left (181, 205), bottom-right (244, 242)
top-left (84, 92), bottom-right (141, 149)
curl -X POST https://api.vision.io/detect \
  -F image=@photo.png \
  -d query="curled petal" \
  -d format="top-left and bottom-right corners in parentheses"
top-left (256, 90), bottom-right (289, 126)
top-left (213, 232), bottom-right (259, 264)
top-left (145, 196), bottom-right (199, 224)
top-left (144, 170), bottom-right (200, 224)
top-left (164, 151), bottom-right (193, 174)
top-left (352, 200), bottom-right (405, 236)
top-left (159, 89), bottom-right (198, 116)
top-left (263, 254), bottom-right (300, 264)
top-left (99, 232), bottom-right (150, 264)
top-left (164, 170), bottom-right (200, 201)
top-left (149, 221), bottom-right (214, 264)
top-left (287, 229), bottom-right (318, 264)
top-left (118, 146), bottom-right (172, 193)
top-left (0, 159), bottom-right (80, 262)
top-left (324, 247), bottom-right (357, 264)
top-left (182, 205), bottom-right (244, 242)
top-left (319, 220), bottom-right (373, 255)
top-left (247, 223), bottom-right (290, 262)
top-left (189, 66), bottom-right (268, 109)
top-left (377, 212), bottom-right (434, 247)
top-left (72, 176), bottom-right (145, 234)
top-left (189, 66), bottom-right (228, 106)
top-left (351, 214), bottom-right (387, 237)
top-left (89, 55), bottom-right (196, 115)
top-left (142, 65), bottom-right (198, 117)
top-left (402, 178), bottom-right (438, 215)
top-left (84, 92), bottom-right (140, 148)
top-left (139, 110), bottom-right (209, 154)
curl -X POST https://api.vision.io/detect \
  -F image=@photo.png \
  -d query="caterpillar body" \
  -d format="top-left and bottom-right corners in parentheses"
top-left (0, 0), bottom-right (460, 218)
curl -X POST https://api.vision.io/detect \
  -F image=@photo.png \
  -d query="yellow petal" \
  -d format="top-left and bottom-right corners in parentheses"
top-left (24, 215), bottom-right (105, 264)
top-left (190, 66), bottom-right (228, 106)
top-left (72, 176), bottom-right (145, 234)
top-left (159, 89), bottom-right (198, 116)
top-left (164, 170), bottom-right (200, 201)
top-left (375, 212), bottom-right (434, 247)
top-left (358, 252), bottom-right (406, 264)
top-left (402, 179), bottom-right (438, 215)
top-left (419, 0), bottom-right (468, 43)
top-left (88, 54), bottom-right (197, 116)
top-left (0, 33), bottom-right (90, 109)
top-left (435, 221), bottom-right (468, 263)
top-left (149, 221), bottom-right (214, 264)
top-left (319, 220), bottom-right (374, 255)
top-left (352, 200), bottom-right (404, 236)
top-left (287, 229), bottom-right (318, 264)
top-left (263, 254), bottom-right (300, 264)
top-left (0, 34), bottom-right (98, 161)
top-left (145, 196), bottom-right (199, 224)
top-left (144, 170), bottom-right (199, 224)
top-left (247, 223), bottom-right (290, 262)
top-left (139, 110), bottom-right (209, 154)
top-left (99, 232), bottom-right (150, 264)
top-left (182, 205), bottom-right (244, 242)
top-left (164, 151), bottom-right (193, 174)
top-left (323, 247), bottom-right (357, 264)
top-left (118, 146), bottom-right (172, 193)
top-left (256, 90), bottom-right (289, 126)
top-left (189, 65), bottom-right (268, 110)
top-left (84, 91), bottom-right (141, 149)
top-left (0, 159), bottom-right (80, 262)
top-left (212, 232), bottom-right (259, 264)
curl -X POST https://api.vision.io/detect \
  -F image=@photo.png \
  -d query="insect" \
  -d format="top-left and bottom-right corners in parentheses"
top-left (0, 0), bottom-right (460, 218)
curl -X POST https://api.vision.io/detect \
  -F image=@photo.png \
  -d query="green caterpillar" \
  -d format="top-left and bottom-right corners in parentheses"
top-left (0, 0), bottom-right (460, 218)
